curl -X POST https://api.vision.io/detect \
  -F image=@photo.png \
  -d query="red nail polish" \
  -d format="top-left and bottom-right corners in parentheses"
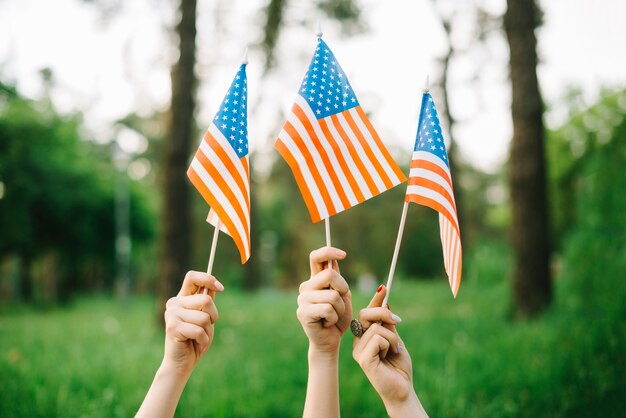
top-left (377, 285), bottom-right (383, 293)
top-left (386, 303), bottom-right (390, 310)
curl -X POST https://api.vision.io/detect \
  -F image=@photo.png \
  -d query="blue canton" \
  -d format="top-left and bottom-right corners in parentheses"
top-left (213, 64), bottom-right (248, 158)
top-left (298, 39), bottom-right (359, 120)
top-left (414, 93), bottom-right (449, 167)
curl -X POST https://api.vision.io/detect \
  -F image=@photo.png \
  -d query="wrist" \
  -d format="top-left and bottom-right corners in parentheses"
top-left (384, 390), bottom-right (428, 418)
top-left (158, 358), bottom-right (194, 382)
top-left (308, 343), bottom-right (340, 364)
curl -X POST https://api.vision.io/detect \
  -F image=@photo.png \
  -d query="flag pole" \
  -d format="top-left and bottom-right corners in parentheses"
top-left (325, 217), bottom-right (332, 269)
top-left (382, 202), bottom-right (408, 306)
top-left (202, 220), bottom-right (221, 295)
top-left (383, 76), bottom-right (430, 306)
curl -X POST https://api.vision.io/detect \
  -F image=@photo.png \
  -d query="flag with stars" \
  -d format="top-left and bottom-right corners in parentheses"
top-left (406, 92), bottom-right (462, 297)
top-left (187, 64), bottom-right (250, 263)
top-left (275, 38), bottom-right (406, 223)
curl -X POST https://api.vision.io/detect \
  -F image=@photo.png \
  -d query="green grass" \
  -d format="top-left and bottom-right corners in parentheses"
top-left (1, 275), bottom-right (624, 417)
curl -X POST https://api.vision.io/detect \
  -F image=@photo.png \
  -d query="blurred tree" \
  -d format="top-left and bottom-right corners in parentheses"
top-left (504, 0), bottom-right (552, 317)
top-left (0, 82), bottom-right (154, 302)
top-left (158, 0), bottom-right (197, 311)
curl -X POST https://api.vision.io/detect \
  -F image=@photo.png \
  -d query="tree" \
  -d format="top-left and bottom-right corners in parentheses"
top-left (157, 0), bottom-right (197, 310)
top-left (504, 0), bottom-right (552, 317)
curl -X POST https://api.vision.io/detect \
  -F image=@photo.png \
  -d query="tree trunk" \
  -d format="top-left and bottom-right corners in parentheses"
top-left (504, 0), bottom-right (552, 317)
top-left (157, 0), bottom-right (197, 316)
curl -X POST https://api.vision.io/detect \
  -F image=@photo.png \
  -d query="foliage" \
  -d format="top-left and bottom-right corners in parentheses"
top-left (0, 82), bottom-right (155, 300)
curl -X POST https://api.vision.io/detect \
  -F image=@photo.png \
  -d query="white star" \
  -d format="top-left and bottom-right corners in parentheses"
top-left (221, 124), bottom-right (226, 129)
top-left (238, 148), bottom-right (242, 153)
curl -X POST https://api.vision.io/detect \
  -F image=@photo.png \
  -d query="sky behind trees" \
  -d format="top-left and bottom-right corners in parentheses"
top-left (1, 0), bottom-right (625, 172)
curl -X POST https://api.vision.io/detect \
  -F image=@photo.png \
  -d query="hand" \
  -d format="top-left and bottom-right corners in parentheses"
top-left (163, 271), bottom-right (224, 377)
top-left (296, 247), bottom-right (352, 355)
top-left (352, 286), bottom-right (428, 417)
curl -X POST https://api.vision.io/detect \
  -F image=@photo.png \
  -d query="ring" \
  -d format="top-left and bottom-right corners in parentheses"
top-left (350, 319), bottom-right (364, 337)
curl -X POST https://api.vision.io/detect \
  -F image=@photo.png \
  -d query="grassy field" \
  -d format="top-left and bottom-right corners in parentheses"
top-left (1, 273), bottom-right (624, 417)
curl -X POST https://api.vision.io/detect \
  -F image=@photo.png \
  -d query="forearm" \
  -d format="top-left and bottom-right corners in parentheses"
top-left (303, 346), bottom-right (341, 418)
top-left (384, 391), bottom-right (428, 418)
top-left (136, 361), bottom-right (192, 418)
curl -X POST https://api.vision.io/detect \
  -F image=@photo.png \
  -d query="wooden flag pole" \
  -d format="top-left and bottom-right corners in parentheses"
top-left (382, 201), bottom-right (409, 306)
top-left (325, 217), bottom-right (332, 269)
top-left (202, 221), bottom-right (220, 295)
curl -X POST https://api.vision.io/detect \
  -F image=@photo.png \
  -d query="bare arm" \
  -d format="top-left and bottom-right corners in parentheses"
top-left (136, 271), bottom-right (224, 418)
top-left (297, 247), bottom-right (352, 418)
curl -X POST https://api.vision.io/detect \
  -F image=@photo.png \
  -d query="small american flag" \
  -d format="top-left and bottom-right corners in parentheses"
top-left (187, 64), bottom-right (251, 263)
top-left (407, 92), bottom-right (462, 297)
top-left (275, 39), bottom-right (406, 223)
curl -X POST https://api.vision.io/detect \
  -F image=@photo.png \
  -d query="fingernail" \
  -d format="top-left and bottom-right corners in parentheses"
top-left (214, 279), bottom-right (225, 291)
top-left (397, 343), bottom-right (403, 353)
top-left (377, 284), bottom-right (383, 293)
top-left (335, 249), bottom-right (346, 257)
top-left (391, 313), bottom-right (402, 323)
top-left (386, 303), bottom-right (390, 310)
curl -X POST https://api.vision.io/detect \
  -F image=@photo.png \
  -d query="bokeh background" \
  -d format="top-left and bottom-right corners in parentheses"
top-left (1, 0), bottom-right (625, 417)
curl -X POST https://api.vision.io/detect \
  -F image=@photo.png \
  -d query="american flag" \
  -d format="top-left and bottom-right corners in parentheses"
top-left (275, 39), bottom-right (406, 223)
top-left (187, 64), bottom-right (251, 263)
top-left (406, 92), bottom-right (462, 297)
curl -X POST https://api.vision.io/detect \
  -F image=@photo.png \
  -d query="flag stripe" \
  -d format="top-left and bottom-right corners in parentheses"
top-left (282, 120), bottom-right (337, 215)
top-left (290, 104), bottom-right (349, 211)
top-left (410, 159), bottom-right (453, 190)
top-left (355, 106), bottom-right (407, 182)
top-left (194, 149), bottom-right (249, 243)
top-left (405, 186), bottom-right (459, 233)
top-left (187, 166), bottom-right (249, 262)
top-left (275, 138), bottom-right (323, 222)
top-left (343, 110), bottom-right (394, 189)
top-left (408, 175), bottom-right (457, 213)
top-left (329, 113), bottom-right (380, 196)
top-left (295, 97), bottom-right (360, 207)
top-left (200, 133), bottom-right (250, 213)
top-left (208, 124), bottom-right (250, 198)
top-left (318, 117), bottom-right (370, 202)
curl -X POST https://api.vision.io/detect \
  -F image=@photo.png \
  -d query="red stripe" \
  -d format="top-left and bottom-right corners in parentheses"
top-left (283, 119), bottom-right (337, 217)
top-left (275, 139), bottom-right (322, 223)
top-left (187, 168), bottom-right (249, 263)
top-left (293, 103), bottom-right (350, 211)
top-left (355, 106), bottom-right (407, 182)
top-left (405, 193), bottom-right (460, 235)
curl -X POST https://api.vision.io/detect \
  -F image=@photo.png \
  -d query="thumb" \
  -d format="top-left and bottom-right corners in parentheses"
top-left (367, 285), bottom-right (387, 308)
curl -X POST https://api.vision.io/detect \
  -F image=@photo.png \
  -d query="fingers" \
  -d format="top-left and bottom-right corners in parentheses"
top-left (172, 322), bottom-right (211, 348)
top-left (299, 268), bottom-right (349, 295)
top-left (367, 284), bottom-right (387, 308)
top-left (358, 306), bottom-right (401, 329)
top-left (309, 247), bottom-right (347, 275)
top-left (178, 271), bottom-right (225, 296)
top-left (354, 323), bottom-right (401, 358)
top-left (297, 289), bottom-right (346, 318)
top-left (297, 303), bottom-right (340, 327)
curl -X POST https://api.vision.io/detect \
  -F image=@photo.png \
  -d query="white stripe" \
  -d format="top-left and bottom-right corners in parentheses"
top-left (295, 97), bottom-right (359, 207)
top-left (276, 133), bottom-right (329, 219)
top-left (190, 159), bottom-right (250, 256)
top-left (406, 185), bottom-right (459, 228)
top-left (334, 113), bottom-right (386, 192)
top-left (322, 116), bottom-right (373, 200)
top-left (208, 124), bottom-right (250, 197)
top-left (287, 109), bottom-right (345, 213)
top-left (198, 140), bottom-right (249, 220)
top-left (412, 150), bottom-right (451, 177)
top-left (409, 167), bottom-right (456, 206)
top-left (349, 108), bottom-right (402, 185)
